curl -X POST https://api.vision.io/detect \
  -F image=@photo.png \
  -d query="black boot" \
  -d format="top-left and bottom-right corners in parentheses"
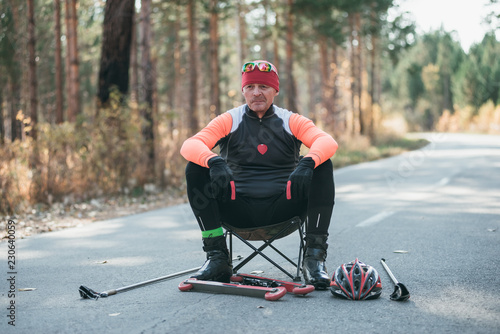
top-left (302, 234), bottom-right (330, 290)
top-left (190, 236), bottom-right (232, 283)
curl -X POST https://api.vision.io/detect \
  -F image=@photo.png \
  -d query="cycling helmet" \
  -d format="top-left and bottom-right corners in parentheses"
top-left (330, 258), bottom-right (382, 300)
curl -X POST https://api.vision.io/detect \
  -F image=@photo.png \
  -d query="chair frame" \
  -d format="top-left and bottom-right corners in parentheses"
top-left (224, 217), bottom-right (306, 282)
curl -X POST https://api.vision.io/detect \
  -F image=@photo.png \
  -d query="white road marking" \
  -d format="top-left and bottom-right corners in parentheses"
top-left (356, 211), bottom-right (396, 227)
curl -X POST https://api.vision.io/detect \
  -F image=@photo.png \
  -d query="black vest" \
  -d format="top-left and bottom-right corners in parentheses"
top-left (217, 104), bottom-right (302, 198)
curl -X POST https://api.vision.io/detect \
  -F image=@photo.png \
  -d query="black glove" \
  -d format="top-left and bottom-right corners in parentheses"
top-left (286, 157), bottom-right (315, 200)
top-left (208, 156), bottom-right (235, 200)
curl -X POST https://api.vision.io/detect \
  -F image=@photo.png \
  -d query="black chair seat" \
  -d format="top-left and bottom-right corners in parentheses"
top-left (222, 216), bottom-right (302, 241)
top-left (222, 216), bottom-right (306, 281)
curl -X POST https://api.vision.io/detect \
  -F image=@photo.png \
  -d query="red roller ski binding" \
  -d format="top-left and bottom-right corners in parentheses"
top-left (178, 278), bottom-right (287, 301)
top-left (230, 273), bottom-right (315, 295)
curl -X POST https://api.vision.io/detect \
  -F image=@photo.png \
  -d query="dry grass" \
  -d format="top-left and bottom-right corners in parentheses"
top-left (332, 133), bottom-right (429, 169)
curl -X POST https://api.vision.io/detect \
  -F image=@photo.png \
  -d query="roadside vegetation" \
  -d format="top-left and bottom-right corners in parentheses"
top-left (333, 134), bottom-right (429, 169)
top-left (1, 1), bottom-right (498, 238)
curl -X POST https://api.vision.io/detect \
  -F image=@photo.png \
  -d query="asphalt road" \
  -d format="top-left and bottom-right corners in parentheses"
top-left (1, 133), bottom-right (499, 334)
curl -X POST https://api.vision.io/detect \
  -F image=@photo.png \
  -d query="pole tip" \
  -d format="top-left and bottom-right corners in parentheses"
top-left (79, 285), bottom-right (101, 300)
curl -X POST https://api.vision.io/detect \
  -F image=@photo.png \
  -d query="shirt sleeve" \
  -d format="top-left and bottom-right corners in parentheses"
top-left (289, 113), bottom-right (338, 167)
top-left (180, 112), bottom-right (233, 167)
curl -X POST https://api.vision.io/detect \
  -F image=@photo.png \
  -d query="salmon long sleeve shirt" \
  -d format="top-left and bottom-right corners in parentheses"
top-left (181, 104), bottom-right (338, 198)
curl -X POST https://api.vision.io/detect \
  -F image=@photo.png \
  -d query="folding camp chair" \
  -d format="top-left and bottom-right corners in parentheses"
top-left (223, 216), bottom-right (306, 282)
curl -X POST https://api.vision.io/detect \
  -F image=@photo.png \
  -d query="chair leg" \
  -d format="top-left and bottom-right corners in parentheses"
top-left (295, 221), bottom-right (306, 281)
top-left (230, 221), bottom-right (296, 273)
top-left (224, 219), bottom-right (306, 282)
top-left (268, 244), bottom-right (298, 268)
top-left (227, 231), bottom-right (234, 273)
top-left (231, 234), bottom-right (296, 280)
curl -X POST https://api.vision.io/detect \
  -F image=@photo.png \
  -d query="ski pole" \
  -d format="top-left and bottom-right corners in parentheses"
top-left (79, 255), bottom-right (243, 300)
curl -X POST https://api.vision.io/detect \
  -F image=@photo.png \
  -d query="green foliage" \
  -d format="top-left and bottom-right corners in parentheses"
top-left (406, 63), bottom-right (424, 108)
top-left (453, 57), bottom-right (483, 108)
top-left (384, 27), bottom-right (500, 130)
top-left (384, 11), bottom-right (417, 65)
top-left (0, 5), bottom-right (15, 61)
top-left (452, 33), bottom-right (500, 109)
top-left (0, 1), bottom-right (22, 83)
top-left (293, 0), bottom-right (345, 42)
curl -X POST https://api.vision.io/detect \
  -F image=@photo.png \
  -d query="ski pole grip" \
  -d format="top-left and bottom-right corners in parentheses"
top-left (103, 289), bottom-right (117, 297)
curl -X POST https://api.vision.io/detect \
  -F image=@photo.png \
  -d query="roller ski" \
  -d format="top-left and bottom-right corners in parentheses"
top-left (178, 278), bottom-right (287, 301)
top-left (230, 273), bottom-right (314, 295)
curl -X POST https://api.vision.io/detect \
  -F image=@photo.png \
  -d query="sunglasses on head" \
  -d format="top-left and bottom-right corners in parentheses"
top-left (241, 62), bottom-right (279, 76)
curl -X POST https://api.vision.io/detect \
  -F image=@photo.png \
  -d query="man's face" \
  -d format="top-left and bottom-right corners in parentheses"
top-left (242, 84), bottom-right (279, 113)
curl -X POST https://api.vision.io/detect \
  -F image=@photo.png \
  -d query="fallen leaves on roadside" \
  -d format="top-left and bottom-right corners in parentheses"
top-left (0, 191), bottom-right (188, 242)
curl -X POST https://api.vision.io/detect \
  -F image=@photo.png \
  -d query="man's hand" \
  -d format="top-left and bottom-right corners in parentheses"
top-left (208, 156), bottom-right (235, 200)
top-left (286, 157), bottom-right (315, 200)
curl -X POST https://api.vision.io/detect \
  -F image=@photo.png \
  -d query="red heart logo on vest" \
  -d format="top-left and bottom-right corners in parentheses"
top-left (257, 144), bottom-right (268, 155)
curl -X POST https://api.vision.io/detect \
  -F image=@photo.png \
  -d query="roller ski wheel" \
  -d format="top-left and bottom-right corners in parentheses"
top-left (178, 280), bottom-right (194, 291)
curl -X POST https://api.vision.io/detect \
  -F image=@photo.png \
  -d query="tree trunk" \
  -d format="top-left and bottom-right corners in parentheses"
top-left (369, 14), bottom-right (377, 141)
top-left (65, 0), bottom-right (80, 122)
top-left (285, 0), bottom-right (297, 112)
top-left (319, 37), bottom-right (339, 132)
top-left (354, 12), bottom-right (364, 136)
top-left (307, 57), bottom-right (316, 123)
top-left (27, 0), bottom-right (42, 202)
top-left (0, 88), bottom-right (4, 145)
top-left (172, 3), bottom-right (181, 131)
top-left (235, 0), bottom-right (247, 66)
top-left (130, 13), bottom-right (138, 105)
top-left (235, 0), bottom-right (247, 104)
top-left (6, 0), bottom-right (22, 141)
top-left (348, 13), bottom-right (359, 135)
top-left (272, 9), bottom-right (281, 107)
top-left (319, 36), bottom-right (328, 102)
top-left (54, 0), bottom-right (64, 124)
top-left (187, 0), bottom-right (198, 135)
top-left (9, 80), bottom-right (21, 141)
top-left (97, 0), bottom-right (135, 106)
top-left (209, 0), bottom-right (220, 117)
top-left (69, 0), bottom-right (79, 117)
top-left (319, 36), bottom-right (331, 120)
top-left (64, 0), bottom-right (71, 120)
top-left (27, 0), bottom-right (38, 140)
top-left (331, 42), bottom-right (343, 136)
top-left (139, 0), bottom-right (156, 178)
top-left (262, 0), bottom-right (270, 60)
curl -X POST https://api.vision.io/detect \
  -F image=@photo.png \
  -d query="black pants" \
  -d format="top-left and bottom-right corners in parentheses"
top-left (185, 159), bottom-right (335, 235)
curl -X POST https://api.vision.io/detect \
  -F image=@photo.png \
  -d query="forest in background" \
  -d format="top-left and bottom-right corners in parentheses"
top-left (0, 0), bottom-right (499, 215)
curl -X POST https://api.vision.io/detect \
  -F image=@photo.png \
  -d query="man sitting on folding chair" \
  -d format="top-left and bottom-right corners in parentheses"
top-left (180, 60), bottom-right (338, 289)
